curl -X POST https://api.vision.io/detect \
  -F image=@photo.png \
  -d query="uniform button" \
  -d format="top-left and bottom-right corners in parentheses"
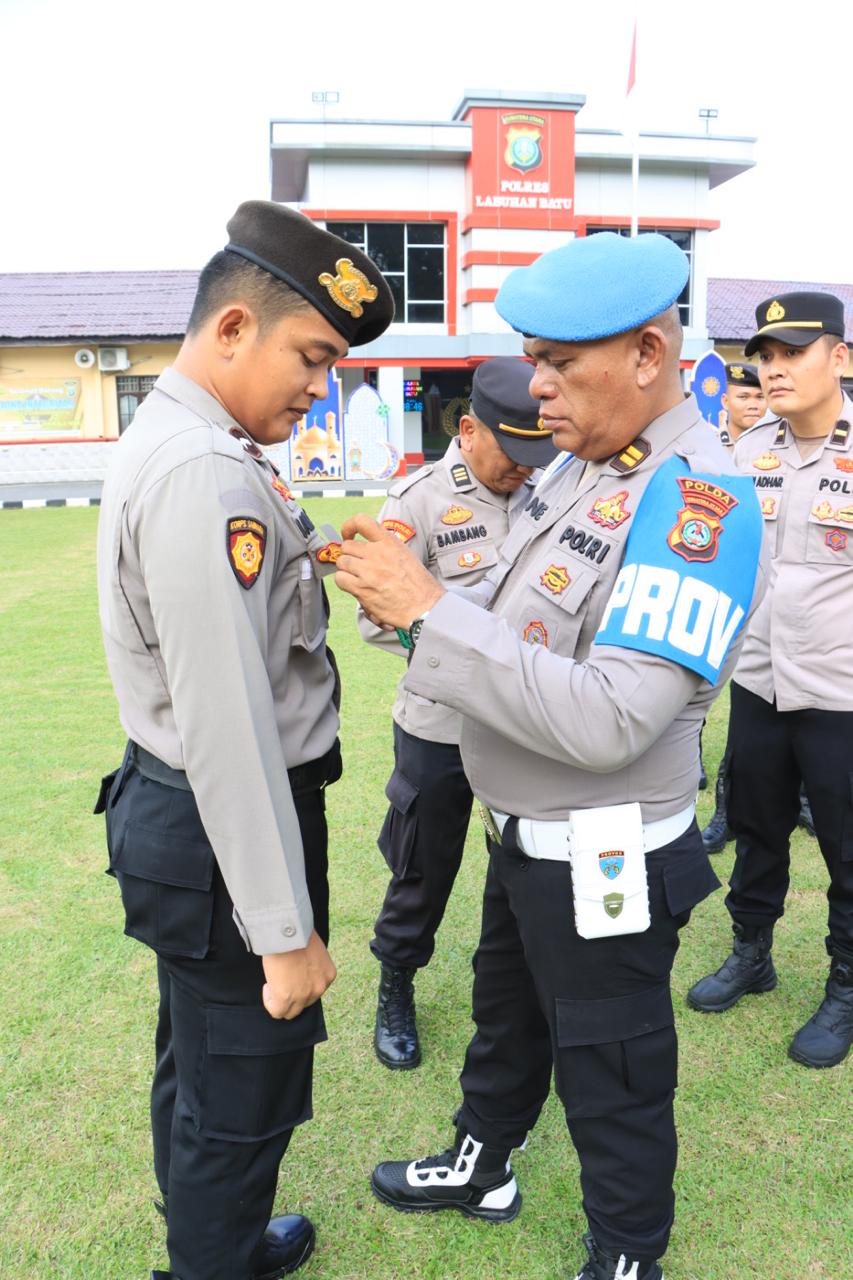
top-left (427, 656), bottom-right (440, 668)
top-left (283, 925), bottom-right (296, 938)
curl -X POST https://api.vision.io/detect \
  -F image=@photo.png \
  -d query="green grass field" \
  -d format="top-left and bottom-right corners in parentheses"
top-left (0, 504), bottom-right (849, 1280)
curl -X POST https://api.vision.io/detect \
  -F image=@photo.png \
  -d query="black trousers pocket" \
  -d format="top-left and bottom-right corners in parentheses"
top-left (554, 983), bottom-right (676, 1119)
top-left (196, 995), bottom-right (328, 1141)
top-left (377, 767), bottom-right (420, 877)
top-left (110, 771), bottom-right (216, 959)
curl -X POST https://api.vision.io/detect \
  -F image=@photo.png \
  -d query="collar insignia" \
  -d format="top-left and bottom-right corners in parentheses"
top-left (610, 436), bottom-right (651, 474)
top-left (317, 257), bottom-right (378, 317)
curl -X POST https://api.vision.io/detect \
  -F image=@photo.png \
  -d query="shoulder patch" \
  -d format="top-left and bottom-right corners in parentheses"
top-left (388, 464), bottom-right (434, 497)
top-left (610, 436), bottom-right (652, 474)
top-left (595, 456), bottom-right (761, 683)
top-left (226, 517), bottom-right (267, 589)
top-left (382, 518), bottom-right (416, 543)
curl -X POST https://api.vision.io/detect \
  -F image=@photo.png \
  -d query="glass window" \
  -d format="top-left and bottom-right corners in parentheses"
top-left (407, 247), bottom-right (444, 301)
top-left (326, 222), bottom-right (365, 247)
top-left (586, 226), bottom-right (694, 326)
top-left (366, 223), bottom-right (405, 273)
top-left (407, 223), bottom-right (444, 245)
top-left (408, 303), bottom-right (445, 323)
top-left (325, 221), bottom-right (446, 323)
top-left (116, 375), bottom-right (157, 433)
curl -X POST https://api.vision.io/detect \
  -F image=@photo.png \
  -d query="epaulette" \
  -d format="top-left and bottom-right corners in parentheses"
top-left (388, 464), bottom-right (435, 497)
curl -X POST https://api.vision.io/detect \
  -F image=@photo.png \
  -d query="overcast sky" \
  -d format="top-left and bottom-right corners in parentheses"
top-left (2, 0), bottom-right (852, 283)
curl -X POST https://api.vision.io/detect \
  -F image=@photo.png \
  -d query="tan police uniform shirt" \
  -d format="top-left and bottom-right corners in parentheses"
top-left (733, 392), bottom-right (853, 712)
top-left (97, 367), bottom-right (338, 955)
top-left (357, 437), bottom-right (538, 744)
top-left (402, 394), bottom-right (768, 823)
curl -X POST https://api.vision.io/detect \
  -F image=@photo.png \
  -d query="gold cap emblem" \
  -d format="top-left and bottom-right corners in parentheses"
top-left (318, 258), bottom-right (378, 317)
top-left (766, 300), bottom-right (785, 322)
top-left (730, 365), bottom-right (745, 380)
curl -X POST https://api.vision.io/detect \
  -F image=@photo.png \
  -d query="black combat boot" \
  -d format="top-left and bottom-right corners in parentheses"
top-left (153, 1199), bottom-right (314, 1277)
top-left (687, 923), bottom-right (777, 1012)
top-left (797, 786), bottom-right (816, 838)
top-left (701, 769), bottom-right (731, 854)
top-left (371, 1126), bottom-right (520, 1222)
top-left (374, 963), bottom-right (421, 1069)
top-left (572, 1232), bottom-right (663, 1280)
top-left (788, 946), bottom-right (853, 1068)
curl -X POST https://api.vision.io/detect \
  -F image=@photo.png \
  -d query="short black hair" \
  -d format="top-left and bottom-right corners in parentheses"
top-left (186, 250), bottom-right (312, 336)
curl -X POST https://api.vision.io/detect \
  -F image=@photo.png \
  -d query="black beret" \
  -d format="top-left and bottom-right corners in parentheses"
top-left (725, 362), bottom-right (761, 388)
top-left (470, 357), bottom-right (559, 467)
top-left (225, 200), bottom-right (394, 347)
top-left (744, 291), bottom-right (846, 357)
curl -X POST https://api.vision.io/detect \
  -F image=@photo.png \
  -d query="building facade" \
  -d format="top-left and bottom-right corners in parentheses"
top-left (1, 89), bottom-right (765, 488)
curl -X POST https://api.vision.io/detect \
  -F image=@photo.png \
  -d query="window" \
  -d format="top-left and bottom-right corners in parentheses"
top-left (586, 227), bottom-right (694, 326)
top-left (116, 375), bottom-right (157, 433)
top-left (326, 222), bottom-right (445, 324)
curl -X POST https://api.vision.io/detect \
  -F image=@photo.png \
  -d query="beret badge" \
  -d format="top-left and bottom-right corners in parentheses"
top-left (766, 299), bottom-right (785, 323)
top-left (318, 258), bottom-right (379, 318)
top-left (730, 365), bottom-right (745, 380)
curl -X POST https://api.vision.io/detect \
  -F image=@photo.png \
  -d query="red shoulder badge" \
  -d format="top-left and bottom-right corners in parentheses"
top-left (227, 517), bottom-right (267, 589)
top-left (382, 518), bottom-right (416, 543)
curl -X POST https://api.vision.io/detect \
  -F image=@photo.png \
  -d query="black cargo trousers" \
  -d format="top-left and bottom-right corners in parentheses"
top-left (96, 739), bottom-right (341, 1280)
top-left (371, 722), bottom-right (475, 970)
top-left (456, 820), bottom-right (719, 1263)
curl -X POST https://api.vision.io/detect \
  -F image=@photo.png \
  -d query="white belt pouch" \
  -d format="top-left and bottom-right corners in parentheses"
top-left (567, 802), bottom-right (650, 939)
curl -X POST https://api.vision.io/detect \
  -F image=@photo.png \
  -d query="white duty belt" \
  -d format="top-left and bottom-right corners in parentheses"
top-left (479, 803), bottom-right (695, 861)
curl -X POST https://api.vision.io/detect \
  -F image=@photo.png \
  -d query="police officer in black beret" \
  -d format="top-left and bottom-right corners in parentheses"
top-left (358, 358), bottom-right (556, 1069)
top-left (719, 362), bottom-right (765, 447)
top-left (95, 201), bottom-right (393, 1279)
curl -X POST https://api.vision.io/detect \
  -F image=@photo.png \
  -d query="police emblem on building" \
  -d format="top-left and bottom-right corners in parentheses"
top-left (502, 112), bottom-right (545, 173)
top-left (667, 477), bottom-right (738, 563)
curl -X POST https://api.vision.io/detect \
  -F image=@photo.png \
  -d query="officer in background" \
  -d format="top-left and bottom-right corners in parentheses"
top-left (336, 233), bottom-right (766, 1280)
top-left (689, 292), bottom-right (853, 1069)
top-left (359, 358), bottom-right (557, 1069)
top-left (719, 361), bottom-right (765, 447)
top-left (95, 201), bottom-right (393, 1280)
top-left (702, 361), bottom-right (814, 849)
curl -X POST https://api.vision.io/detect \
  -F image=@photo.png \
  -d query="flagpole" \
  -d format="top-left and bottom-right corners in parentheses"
top-left (627, 19), bottom-right (639, 237)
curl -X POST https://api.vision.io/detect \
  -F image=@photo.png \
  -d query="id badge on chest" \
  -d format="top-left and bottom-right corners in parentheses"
top-left (567, 802), bottom-right (650, 939)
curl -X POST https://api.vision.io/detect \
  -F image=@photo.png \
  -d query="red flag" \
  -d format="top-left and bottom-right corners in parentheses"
top-left (627, 21), bottom-right (637, 96)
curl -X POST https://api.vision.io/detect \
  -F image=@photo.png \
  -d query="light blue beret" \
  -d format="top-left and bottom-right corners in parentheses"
top-left (495, 231), bottom-right (689, 341)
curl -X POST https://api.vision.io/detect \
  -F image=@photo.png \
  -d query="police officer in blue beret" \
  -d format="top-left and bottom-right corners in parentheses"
top-left (335, 232), bottom-right (767, 1280)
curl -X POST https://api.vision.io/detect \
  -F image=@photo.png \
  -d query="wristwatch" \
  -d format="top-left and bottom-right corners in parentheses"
top-left (396, 610), bottom-right (431, 652)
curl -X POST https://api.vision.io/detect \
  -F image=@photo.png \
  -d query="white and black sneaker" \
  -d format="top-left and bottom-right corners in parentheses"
top-left (371, 1130), bottom-right (521, 1223)
top-left (573, 1232), bottom-right (663, 1280)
